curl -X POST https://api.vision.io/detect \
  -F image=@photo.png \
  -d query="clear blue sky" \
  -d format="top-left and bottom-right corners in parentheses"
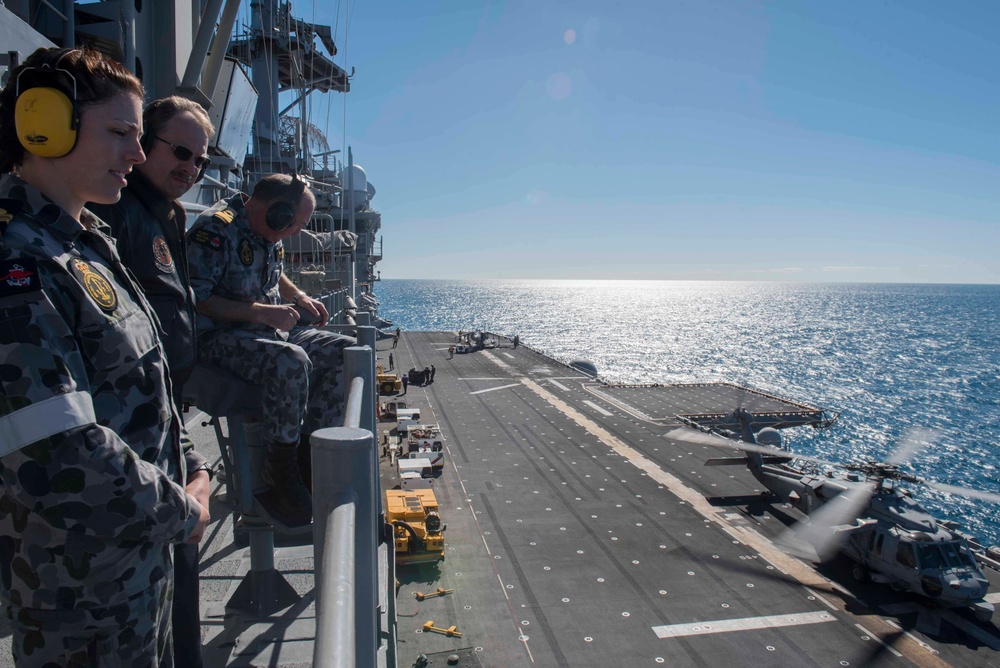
top-left (306, 0), bottom-right (999, 283)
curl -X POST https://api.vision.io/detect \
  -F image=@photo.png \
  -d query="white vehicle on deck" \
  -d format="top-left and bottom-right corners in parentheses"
top-left (398, 458), bottom-right (434, 490)
top-left (395, 408), bottom-right (421, 430)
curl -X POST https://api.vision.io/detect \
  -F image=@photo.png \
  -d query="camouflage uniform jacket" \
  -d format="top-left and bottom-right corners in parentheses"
top-left (186, 194), bottom-right (284, 333)
top-left (0, 175), bottom-right (201, 611)
top-left (87, 170), bottom-right (210, 478)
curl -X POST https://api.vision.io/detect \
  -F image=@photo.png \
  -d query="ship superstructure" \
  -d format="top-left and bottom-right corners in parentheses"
top-left (0, 0), bottom-right (385, 326)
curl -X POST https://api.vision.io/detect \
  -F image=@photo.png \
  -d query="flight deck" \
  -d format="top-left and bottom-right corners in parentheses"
top-left (3, 332), bottom-right (991, 667)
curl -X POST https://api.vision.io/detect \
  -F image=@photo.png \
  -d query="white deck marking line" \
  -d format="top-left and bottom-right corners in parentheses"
top-left (548, 379), bottom-right (570, 391)
top-left (503, 352), bottom-right (515, 360)
top-left (481, 350), bottom-right (518, 374)
top-left (652, 611), bottom-right (834, 639)
top-left (584, 385), bottom-right (656, 422)
top-left (459, 377), bottom-right (516, 381)
top-left (803, 587), bottom-right (838, 612)
top-left (582, 400), bottom-right (613, 416)
top-left (470, 383), bottom-right (521, 396)
top-left (855, 623), bottom-right (903, 657)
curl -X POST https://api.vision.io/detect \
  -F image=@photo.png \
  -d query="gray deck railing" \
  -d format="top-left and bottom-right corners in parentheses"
top-left (311, 319), bottom-right (395, 668)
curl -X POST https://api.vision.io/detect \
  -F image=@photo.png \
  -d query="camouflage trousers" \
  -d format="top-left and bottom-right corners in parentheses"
top-left (7, 577), bottom-right (173, 668)
top-left (198, 326), bottom-right (355, 444)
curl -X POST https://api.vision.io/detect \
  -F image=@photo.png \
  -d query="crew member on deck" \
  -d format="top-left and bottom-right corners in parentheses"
top-left (88, 95), bottom-right (216, 668)
top-left (186, 174), bottom-right (354, 528)
top-left (0, 47), bottom-right (209, 667)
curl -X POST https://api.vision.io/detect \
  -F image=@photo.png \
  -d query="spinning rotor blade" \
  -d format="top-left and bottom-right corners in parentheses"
top-left (881, 428), bottom-right (1000, 504)
top-left (886, 427), bottom-right (935, 466)
top-left (921, 480), bottom-right (1000, 505)
top-left (781, 480), bottom-right (877, 562)
top-left (666, 427), bottom-right (841, 469)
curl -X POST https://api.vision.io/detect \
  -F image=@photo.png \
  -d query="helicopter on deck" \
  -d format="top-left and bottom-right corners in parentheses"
top-left (669, 409), bottom-right (1000, 623)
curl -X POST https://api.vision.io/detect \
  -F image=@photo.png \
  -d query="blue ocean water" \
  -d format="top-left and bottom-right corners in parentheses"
top-left (377, 279), bottom-right (1000, 547)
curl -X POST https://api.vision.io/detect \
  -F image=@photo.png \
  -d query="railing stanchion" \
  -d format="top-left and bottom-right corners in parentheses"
top-left (312, 340), bottom-right (384, 667)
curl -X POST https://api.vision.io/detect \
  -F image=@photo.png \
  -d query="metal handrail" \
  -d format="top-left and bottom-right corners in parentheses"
top-left (312, 335), bottom-right (392, 668)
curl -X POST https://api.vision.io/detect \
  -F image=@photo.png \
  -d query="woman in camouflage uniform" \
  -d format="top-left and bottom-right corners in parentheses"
top-left (0, 48), bottom-right (209, 667)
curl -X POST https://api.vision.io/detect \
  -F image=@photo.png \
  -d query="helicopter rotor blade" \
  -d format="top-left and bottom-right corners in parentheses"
top-left (666, 427), bottom-right (842, 469)
top-left (671, 425), bottom-right (1000, 507)
top-left (920, 479), bottom-right (1000, 505)
top-left (880, 428), bottom-right (1000, 504)
top-left (885, 427), bottom-right (935, 466)
top-left (781, 480), bottom-right (877, 562)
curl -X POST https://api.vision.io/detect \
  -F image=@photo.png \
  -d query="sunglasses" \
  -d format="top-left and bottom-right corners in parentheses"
top-left (154, 135), bottom-right (212, 169)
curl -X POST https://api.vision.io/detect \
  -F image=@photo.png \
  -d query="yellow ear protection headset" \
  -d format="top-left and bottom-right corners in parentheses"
top-left (14, 50), bottom-right (80, 158)
top-left (265, 175), bottom-right (306, 232)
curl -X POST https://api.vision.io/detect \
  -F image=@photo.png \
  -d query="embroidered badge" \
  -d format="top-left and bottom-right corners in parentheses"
top-left (277, 247), bottom-right (285, 262)
top-left (0, 257), bottom-right (40, 297)
top-left (152, 235), bottom-right (174, 273)
top-left (238, 238), bottom-right (254, 266)
top-left (192, 229), bottom-right (224, 250)
top-left (71, 259), bottom-right (118, 312)
top-left (213, 208), bottom-right (237, 225)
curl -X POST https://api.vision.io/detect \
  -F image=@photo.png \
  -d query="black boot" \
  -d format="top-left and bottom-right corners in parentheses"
top-left (255, 443), bottom-right (312, 528)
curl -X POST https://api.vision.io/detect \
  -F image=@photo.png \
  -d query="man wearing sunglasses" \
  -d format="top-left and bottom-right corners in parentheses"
top-left (87, 95), bottom-right (215, 668)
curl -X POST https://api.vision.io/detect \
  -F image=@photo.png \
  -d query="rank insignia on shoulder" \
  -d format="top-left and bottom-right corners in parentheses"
top-left (0, 257), bottom-right (40, 297)
top-left (238, 238), bottom-right (254, 266)
top-left (70, 258), bottom-right (118, 313)
top-left (152, 235), bottom-right (175, 273)
top-left (213, 208), bottom-right (237, 225)
top-left (192, 229), bottom-right (224, 251)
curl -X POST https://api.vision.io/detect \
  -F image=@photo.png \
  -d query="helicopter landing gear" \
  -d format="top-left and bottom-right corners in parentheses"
top-left (851, 563), bottom-right (869, 583)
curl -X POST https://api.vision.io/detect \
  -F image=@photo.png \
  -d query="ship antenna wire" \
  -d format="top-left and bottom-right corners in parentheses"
top-left (342, 0), bottom-right (352, 163)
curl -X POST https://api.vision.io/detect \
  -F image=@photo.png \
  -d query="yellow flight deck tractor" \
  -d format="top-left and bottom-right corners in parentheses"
top-left (386, 488), bottom-right (446, 565)
top-left (376, 363), bottom-right (403, 395)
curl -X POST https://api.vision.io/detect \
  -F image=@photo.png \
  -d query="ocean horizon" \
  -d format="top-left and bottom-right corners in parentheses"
top-left (377, 279), bottom-right (1000, 548)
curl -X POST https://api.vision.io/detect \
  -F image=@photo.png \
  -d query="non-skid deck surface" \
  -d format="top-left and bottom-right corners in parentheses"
top-left (4, 332), bottom-right (996, 668)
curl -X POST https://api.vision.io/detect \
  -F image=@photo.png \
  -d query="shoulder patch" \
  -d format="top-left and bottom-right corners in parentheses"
top-left (0, 257), bottom-right (41, 298)
top-left (69, 258), bottom-right (118, 313)
top-left (213, 208), bottom-right (237, 225)
top-left (191, 228), bottom-right (224, 251)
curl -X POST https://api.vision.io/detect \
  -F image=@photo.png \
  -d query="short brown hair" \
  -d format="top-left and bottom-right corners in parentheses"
top-left (143, 95), bottom-right (214, 139)
top-left (0, 47), bottom-right (144, 173)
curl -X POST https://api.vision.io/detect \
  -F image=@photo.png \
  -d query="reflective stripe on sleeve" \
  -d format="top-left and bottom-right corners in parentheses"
top-left (0, 392), bottom-right (97, 457)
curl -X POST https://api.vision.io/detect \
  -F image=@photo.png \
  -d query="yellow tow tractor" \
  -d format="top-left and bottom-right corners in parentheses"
top-left (376, 363), bottom-right (403, 395)
top-left (386, 488), bottom-right (445, 565)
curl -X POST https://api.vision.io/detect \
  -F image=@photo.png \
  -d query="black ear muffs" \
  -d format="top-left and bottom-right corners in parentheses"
top-left (265, 175), bottom-right (306, 231)
top-left (14, 61), bottom-right (80, 158)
